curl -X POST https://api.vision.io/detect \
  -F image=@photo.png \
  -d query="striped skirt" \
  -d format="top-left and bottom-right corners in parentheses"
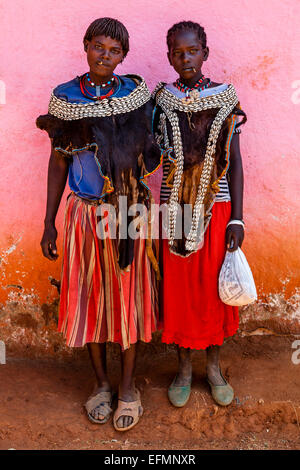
top-left (58, 193), bottom-right (158, 350)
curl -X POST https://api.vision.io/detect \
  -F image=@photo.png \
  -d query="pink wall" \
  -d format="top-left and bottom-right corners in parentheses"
top-left (1, 1), bottom-right (300, 325)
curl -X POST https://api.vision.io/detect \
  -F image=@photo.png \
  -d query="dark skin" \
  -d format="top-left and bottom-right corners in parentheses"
top-left (168, 30), bottom-right (244, 387)
top-left (41, 35), bottom-right (138, 429)
top-left (83, 35), bottom-right (124, 86)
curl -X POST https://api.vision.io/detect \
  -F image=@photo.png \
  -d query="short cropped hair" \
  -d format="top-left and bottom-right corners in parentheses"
top-left (83, 17), bottom-right (130, 57)
top-left (167, 21), bottom-right (207, 51)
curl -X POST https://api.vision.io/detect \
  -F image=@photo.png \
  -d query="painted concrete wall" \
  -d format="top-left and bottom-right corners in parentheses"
top-left (0, 0), bottom-right (300, 354)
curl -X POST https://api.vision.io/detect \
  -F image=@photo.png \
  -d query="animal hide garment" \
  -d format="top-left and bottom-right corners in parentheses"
top-left (37, 99), bottom-right (162, 270)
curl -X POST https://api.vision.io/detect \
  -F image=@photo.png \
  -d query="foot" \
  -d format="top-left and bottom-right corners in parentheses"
top-left (173, 358), bottom-right (192, 387)
top-left (114, 387), bottom-right (143, 431)
top-left (168, 356), bottom-right (192, 407)
top-left (168, 376), bottom-right (192, 407)
top-left (115, 385), bottom-right (137, 429)
top-left (206, 367), bottom-right (234, 406)
top-left (206, 365), bottom-right (227, 386)
top-left (86, 383), bottom-right (113, 423)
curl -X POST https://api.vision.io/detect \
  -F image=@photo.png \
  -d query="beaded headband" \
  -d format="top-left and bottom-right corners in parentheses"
top-left (48, 75), bottom-right (151, 120)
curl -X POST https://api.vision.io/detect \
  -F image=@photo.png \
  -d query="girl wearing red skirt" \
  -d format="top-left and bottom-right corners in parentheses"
top-left (153, 21), bottom-right (246, 407)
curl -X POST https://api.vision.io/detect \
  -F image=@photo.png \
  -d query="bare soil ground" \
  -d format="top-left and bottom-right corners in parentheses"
top-left (1, 335), bottom-right (300, 450)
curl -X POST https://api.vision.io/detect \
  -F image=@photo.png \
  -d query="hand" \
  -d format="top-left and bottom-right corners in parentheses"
top-left (41, 224), bottom-right (59, 261)
top-left (225, 224), bottom-right (244, 252)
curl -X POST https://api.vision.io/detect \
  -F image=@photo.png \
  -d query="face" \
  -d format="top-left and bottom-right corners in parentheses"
top-left (84, 34), bottom-right (124, 81)
top-left (168, 30), bottom-right (209, 83)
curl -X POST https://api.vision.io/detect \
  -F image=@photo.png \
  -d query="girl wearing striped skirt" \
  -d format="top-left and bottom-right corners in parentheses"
top-left (37, 18), bottom-right (161, 431)
top-left (153, 21), bottom-right (246, 407)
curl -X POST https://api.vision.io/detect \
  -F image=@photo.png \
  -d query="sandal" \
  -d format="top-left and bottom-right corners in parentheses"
top-left (113, 389), bottom-right (143, 432)
top-left (85, 389), bottom-right (113, 424)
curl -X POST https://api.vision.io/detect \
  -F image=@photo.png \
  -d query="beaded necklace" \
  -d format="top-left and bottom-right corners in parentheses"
top-left (174, 75), bottom-right (212, 98)
top-left (86, 73), bottom-right (115, 88)
top-left (79, 73), bottom-right (120, 101)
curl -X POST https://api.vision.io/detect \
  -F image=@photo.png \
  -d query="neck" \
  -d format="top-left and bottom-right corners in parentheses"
top-left (88, 71), bottom-right (114, 86)
top-left (179, 70), bottom-right (204, 88)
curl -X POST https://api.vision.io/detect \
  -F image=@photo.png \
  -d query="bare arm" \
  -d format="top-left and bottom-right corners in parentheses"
top-left (226, 133), bottom-right (245, 252)
top-left (40, 145), bottom-right (69, 260)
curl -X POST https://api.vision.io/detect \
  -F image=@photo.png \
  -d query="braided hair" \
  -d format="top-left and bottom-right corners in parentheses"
top-left (83, 18), bottom-right (130, 57)
top-left (167, 21), bottom-right (207, 51)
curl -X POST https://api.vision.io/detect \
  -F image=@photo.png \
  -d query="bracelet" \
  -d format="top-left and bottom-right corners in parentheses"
top-left (226, 219), bottom-right (245, 229)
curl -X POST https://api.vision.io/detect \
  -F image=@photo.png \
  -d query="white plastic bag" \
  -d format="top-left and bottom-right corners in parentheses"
top-left (218, 247), bottom-right (257, 306)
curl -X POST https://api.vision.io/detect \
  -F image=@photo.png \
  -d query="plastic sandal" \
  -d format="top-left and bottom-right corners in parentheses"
top-left (85, 389), bottom-right (113, 424)
top-left (113, 389), bottom-right (143, 432)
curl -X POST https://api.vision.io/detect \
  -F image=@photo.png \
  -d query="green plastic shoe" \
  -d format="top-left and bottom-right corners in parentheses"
top-left (207, 371), bottom-right (234, 406)
top-left (167, 375), bottom-right (192, 408)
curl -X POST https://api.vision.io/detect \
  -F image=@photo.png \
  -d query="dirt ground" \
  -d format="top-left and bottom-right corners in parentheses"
top-left (1, 335), bottom-right (300, 450)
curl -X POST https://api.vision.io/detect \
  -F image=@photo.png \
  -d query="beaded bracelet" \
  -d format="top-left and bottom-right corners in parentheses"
top-left (226, 219), bottom-right (245, 229)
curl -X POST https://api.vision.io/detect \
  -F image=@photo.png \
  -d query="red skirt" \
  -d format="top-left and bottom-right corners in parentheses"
top-left (58, 193), bottom-right (158, 350)
top-left (160, 201), bottom-right (239, 350)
